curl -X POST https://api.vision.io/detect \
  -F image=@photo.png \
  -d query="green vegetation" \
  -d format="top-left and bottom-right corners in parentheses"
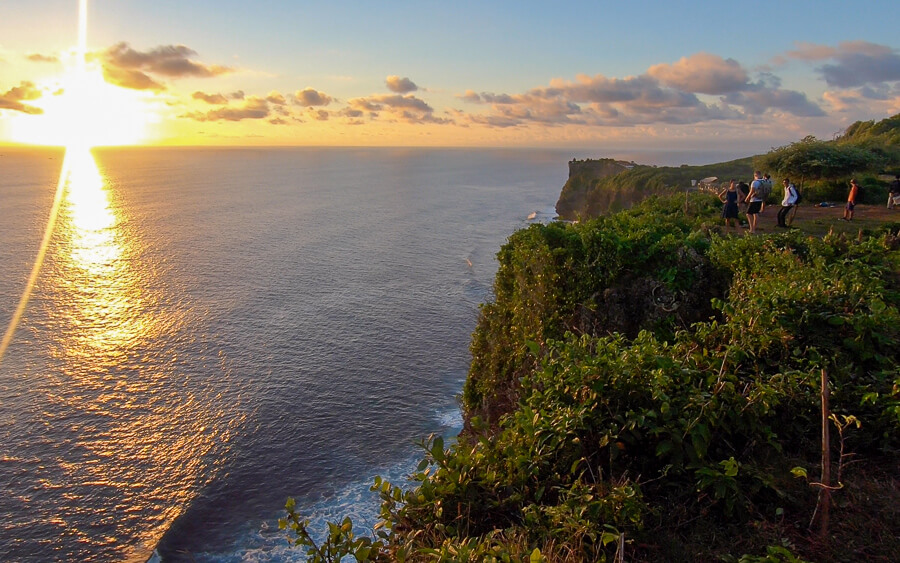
top-left (558, 113), bottom-right (900, 219)
top-left (283, 194), bottom-right (900, 562)
top-left (556, 157), bottom-right (754, 220)
top-left (753, 123), bottom-right (900, 204)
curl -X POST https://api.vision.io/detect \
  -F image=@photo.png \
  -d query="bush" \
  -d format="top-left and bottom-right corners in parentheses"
top-left (283, 202), bottom-right (900, 562)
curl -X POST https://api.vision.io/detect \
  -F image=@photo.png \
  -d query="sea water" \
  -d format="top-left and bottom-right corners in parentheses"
top-left (0, 146), bottom-right (566, 562)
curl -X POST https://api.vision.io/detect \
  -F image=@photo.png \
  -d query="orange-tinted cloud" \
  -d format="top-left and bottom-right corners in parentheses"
top-left (26, 53), bottom-right (60, 64)
top-left (192, 91), bottom-right (228, 104)
top-left (385, 75), bottom-right (417, 93)
top-left (784, 41), bottom-right (900, 88)
top-left (98, 42), bottom-right (231, 91)
top-left (0, 81), bottom-right (43, 114)
top-left (647, 53), bottom-right (748, 95)
top-left (347, 93), bottom-right (451, 124)
top-left (457, 51), bottom-right (824, 128)
top-left (294, 88), bottom-right (332, 107)
top-left (182, 97), bottom-right (270, 121)
top-left (266, 91), bottom-right (288, 105)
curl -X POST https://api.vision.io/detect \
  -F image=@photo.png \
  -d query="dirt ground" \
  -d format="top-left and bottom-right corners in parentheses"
top-left (722, 203), bottom-right (900, 237)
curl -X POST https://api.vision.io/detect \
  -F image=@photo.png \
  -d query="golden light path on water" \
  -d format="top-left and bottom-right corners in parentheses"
top-left (0, 2), bottom-right (240, 558)
top-left (26, 146), bottom-right (239, 561)
top-left (55, 146), bottom-right (150, 362)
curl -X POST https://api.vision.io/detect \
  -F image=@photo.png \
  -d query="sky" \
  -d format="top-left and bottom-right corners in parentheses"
top-left (0, 0), bottom-right (899, 157)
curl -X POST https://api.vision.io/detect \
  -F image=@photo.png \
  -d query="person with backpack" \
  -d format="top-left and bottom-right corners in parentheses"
top-left (777, 178), bottom-right (798, 227)
top-left (761, 173), bottom-right (774, 212)
top-left (888, 175), bottom-right (900, 209)
top-left (745, 171), bottom-right (765, 234)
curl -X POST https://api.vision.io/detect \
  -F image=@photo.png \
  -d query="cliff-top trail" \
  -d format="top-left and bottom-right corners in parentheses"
top-left (725, 203), bottom-right (899, 236)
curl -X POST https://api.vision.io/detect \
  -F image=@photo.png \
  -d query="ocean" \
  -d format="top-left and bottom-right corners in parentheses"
top-left (0, 146), bottom-right (567, 562)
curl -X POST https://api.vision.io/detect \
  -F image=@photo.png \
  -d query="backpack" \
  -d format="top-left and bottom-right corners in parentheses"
top-left (792, 185), bottom-right (802, 204)
top-left (759, 179), bottom-right (773, 200)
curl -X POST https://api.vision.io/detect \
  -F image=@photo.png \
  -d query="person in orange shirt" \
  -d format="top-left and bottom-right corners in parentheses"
top-left (841, 178), bottom-right (859, 221)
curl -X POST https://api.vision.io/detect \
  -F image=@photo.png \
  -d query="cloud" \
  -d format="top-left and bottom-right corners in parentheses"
top-left (385, 75), bottom-right (418, 93)
top-left (266, 91), bottom-right (287, 105)
top-left (722, 86), bottom-right (826, 117)
top-left (26, 53), bottom-right (60, 64)
top-left (785, 41), bottom-right (900, 88)
top-left (456, 52), bottom-right (824, 129)
top-left (103, 66), bottom-right (167, 91)
top-left (97, 42), bottom-right (232, 91)
top-left (192, 91), bottom-right (228, 104)
top-left (820, 51), bottom-right (900, 88)
top-left (347, 93), bottom-right (451, 124)
top-left (182, 96), bottom-right (269, 121)
top-left (823, 83), bottom-right (900, 114)
top-left (784, 42), bottom-right (840, 61)
top-left (307, 108), bottom-right (330, 121)
top-left (0, 81), bottom-right (44, 114)
top-left (230, 90), bottom-right (245, 100)
top-left (294, 87), bottom-right (332, 107)
top-left (460, 91), bottom-right (517, 104)
top-left (337, 107), bottom-right (364, 118)
top-left (647, 53), bottom-right (748, 95)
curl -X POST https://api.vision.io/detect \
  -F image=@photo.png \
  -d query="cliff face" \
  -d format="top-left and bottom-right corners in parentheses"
top-left (555, 158), bottom-right (630, 220)
top-left (556, 156), bottom-right (756, 220)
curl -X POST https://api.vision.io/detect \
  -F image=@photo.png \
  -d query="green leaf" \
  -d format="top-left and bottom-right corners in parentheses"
top-left (600, 531), bottom-right (620, 546)
top-left (655, 440), bottom-right (674, 457)
top-left (791, 466), bottom-right (808, 479)
top-left (722, 457), bottom-right (739, 477)
top-left (530, 547), bottom-right (543, 563)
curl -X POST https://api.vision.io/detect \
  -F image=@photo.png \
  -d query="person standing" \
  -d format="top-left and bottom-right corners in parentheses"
top-left (719, 179), bottom-right (740, 230)
top-left (777, 178), bottom-right (798, 227)
top-left (761, 173), bottom-right (774, 212)
top-left (737, 180), bottom-right (750, 214)
top-left (842, 178), bottom-right (859, 221)
top-left (745, 171), bottom-right (764, 233)
top-left (888, 175), bottom-right (900, 209)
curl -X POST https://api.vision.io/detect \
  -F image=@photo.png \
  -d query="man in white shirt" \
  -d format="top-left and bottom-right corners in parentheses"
top-left (777, 178), bottom-right (798, 227)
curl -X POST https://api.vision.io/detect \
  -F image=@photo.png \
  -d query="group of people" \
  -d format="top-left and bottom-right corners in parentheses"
top-left (719, 171), bottom-right (797, 234)
top-left (720, 172), bottom-right (887, 231)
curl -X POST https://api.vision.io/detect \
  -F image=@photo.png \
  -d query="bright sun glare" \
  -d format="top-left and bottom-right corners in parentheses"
top-left (9, 61), bottom-right (152, 148)
top-left (9, 0), bottom-right (151, 148)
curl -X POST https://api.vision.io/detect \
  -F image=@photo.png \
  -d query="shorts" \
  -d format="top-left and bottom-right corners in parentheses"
top-left (846, 201), bottom-right (855, 211)
top-left (747, 201), bottom-right (762, 215)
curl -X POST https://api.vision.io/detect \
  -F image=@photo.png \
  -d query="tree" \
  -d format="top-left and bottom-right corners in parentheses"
top-left (754, 137), bottom-right (886, 185)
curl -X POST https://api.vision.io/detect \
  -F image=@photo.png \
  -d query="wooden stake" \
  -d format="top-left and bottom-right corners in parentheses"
top-left (812, 368), bottom-right (832, 540)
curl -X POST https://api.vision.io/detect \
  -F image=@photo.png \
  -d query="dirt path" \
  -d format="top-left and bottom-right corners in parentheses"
top-left (723, 204), bottom-right (900, 237)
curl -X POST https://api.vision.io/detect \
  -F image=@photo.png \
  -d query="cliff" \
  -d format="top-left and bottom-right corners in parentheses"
top-left (554, 158), bottom-right (631, 219)
top-left (556, 156), bottom-right (755, 220)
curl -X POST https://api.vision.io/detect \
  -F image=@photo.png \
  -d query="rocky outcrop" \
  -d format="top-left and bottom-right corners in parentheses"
top-left (555, 158), bottom-right (631, 219)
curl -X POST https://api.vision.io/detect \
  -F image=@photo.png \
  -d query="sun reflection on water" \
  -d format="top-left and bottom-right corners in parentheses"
top-left (30, 147), bottom-right (243, 560)
top-left (58, 146), bottom-right (146, 362)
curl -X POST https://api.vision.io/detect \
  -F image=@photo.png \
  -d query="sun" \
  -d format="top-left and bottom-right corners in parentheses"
top-left (9, 58), bottom-right (153, 148)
